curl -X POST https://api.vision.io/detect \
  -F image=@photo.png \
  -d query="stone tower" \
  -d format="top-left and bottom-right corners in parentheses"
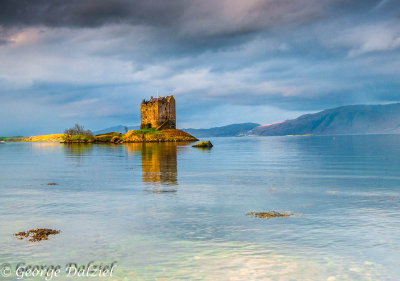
top-left (140, 95), bottom-right (176, 130)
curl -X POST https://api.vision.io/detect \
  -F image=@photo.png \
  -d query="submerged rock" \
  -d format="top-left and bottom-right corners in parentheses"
top-left (246, 211), bottom-right (293, 218)
top-left (14, 228), bottom-right (60, 242)
top-left (192, 141), bottom-right (213, 148)
top-left (152, 189), bottom-right (177, 194)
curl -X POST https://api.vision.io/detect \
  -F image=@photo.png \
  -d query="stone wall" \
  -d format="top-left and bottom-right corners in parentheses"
top-left (140, 96), bottom-right (176, 129)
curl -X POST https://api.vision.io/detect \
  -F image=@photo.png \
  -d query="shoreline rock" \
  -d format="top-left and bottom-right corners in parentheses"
top-left (192, 141), bottom-right (213, 148)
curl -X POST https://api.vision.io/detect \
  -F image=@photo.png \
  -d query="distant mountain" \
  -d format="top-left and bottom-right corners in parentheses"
top-left (93, 125), bottom-right (139, 135)
top-left (250, 103), bottom-right (400, 136)
top-left (93, 123), bottom-right (259, 137)
top-left (183, 123), bottom-right (260, 137)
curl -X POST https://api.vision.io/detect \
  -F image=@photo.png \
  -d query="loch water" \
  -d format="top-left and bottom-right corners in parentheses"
top-left (0, 135), bottom-right (400, 280)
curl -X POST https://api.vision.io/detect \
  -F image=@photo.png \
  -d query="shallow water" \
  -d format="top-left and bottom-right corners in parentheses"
top-left (0, 135), bottom-right (399, 280)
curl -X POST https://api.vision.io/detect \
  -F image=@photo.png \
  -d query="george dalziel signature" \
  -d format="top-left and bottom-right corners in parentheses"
top-left (0, 261), bottom-right (117, 280)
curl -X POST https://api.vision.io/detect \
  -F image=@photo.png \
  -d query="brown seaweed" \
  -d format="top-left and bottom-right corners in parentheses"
top-left (14, 228), bottom-right (60, 242)
top-left (246, 211), bottom-right (293, 218)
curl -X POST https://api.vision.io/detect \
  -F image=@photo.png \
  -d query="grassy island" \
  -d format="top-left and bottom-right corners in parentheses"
top-left (62, 129), bottom-right (197, 143)
top-left (61, 128), bottom-right (198, 144)
top-left (124, 128), bottom-right (198, 143)
top-left (1, 129), bottom-right (198, 144)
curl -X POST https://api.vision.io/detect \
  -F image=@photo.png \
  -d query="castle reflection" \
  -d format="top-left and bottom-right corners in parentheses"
top-left (125, 143), bottom-right (179, 185)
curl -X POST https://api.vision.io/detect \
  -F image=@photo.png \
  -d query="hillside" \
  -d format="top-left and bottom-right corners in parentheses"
top-left (250, 103), bottom-right (400, 136)
top-left (183, 123), bottom-right (260, 137)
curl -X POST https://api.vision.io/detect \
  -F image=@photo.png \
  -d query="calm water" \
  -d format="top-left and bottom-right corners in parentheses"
top-left (0, 135), bottom-right (400, 280)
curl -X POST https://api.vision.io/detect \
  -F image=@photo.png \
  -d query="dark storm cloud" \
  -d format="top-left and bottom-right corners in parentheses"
top-left (1, 0), bottom-right (397, 57)
top-left (0, 0), bottom-right (184, 28)
top-left (1, 0), bottom-right (396, 56)
top-left (0, 1), bottom-right (393, 27)
top-left (0, 0), bottom-right (331, 58)
top-left (0, 0), bottom-right (352, 36)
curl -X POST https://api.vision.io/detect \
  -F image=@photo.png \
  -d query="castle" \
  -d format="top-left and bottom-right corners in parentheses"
top-left (140, 95), bottom-right (176, 130)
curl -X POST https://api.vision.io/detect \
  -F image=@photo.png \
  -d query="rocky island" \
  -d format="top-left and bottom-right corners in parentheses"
top-left (122, 95), bottom-right (198, 143)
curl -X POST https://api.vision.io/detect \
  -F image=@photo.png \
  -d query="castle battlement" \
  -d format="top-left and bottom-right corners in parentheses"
top-left (140, 95), bottom-right (176, 130)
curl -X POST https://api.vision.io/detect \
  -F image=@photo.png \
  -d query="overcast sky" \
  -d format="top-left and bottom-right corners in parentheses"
top-left (0, 0), bottom-right (399, 135)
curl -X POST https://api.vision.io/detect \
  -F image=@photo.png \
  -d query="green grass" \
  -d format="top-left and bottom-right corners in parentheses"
top-left (124, 129), bottom-right (162, 139)
top-left (124, 129), bottom-right (198, 143)
top-left (0, 136), bottom-right (25, 142)
top-left (135, 128), bottom-right (162, 134)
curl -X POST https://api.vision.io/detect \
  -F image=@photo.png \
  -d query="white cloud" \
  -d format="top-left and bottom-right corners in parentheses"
top-left (0, 25), bottom-right (341, 102)
top-left (323, 21), bottom-right (400, 57)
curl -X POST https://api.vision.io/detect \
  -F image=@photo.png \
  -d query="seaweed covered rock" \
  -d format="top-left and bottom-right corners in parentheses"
top-left (14, 228), bottom-right (60, 242)
top-left (246, 211), bottom-right (293, 218)
top-left (192, 141), bottom-right (213, 148)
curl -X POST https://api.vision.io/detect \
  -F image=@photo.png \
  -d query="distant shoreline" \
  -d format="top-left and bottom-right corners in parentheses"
top-left (3, 132), bottom-right (400, 143)
top-left (1, 129), bottom-right (198, 144)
